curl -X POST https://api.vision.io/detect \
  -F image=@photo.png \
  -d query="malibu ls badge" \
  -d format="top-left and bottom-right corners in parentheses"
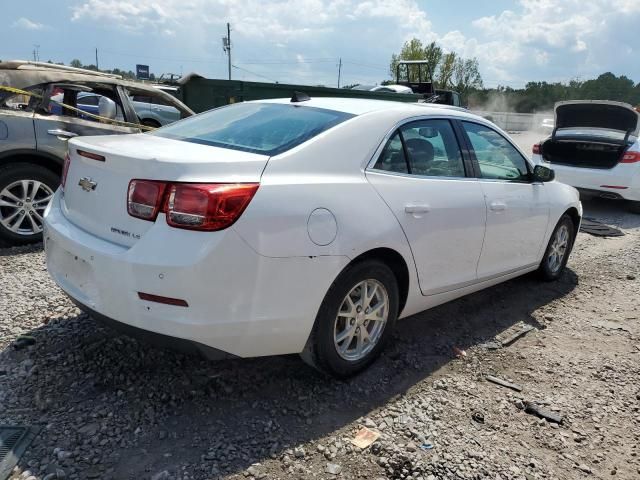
top-left (78, 177), bottom-right (97, 192)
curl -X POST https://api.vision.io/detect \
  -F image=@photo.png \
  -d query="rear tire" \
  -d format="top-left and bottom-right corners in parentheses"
top-left (0, 163), bottom-right (59, 247)
top-left (628, 201), bottom-right (640, 214)
top-left (301, 260), bottom-right (399, 378)
top-left (538, 214), bottom-right (575, 281)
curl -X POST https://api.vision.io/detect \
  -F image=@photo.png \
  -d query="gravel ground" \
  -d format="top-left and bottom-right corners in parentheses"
top-left (1, 193), bottom-right (639, 480)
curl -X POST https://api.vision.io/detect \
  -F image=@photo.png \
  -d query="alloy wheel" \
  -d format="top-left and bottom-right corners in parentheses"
top-left (0, 180), bottom-right (54, 236)
top-left (333, 279), bottom-right (389, 362)
top-left (547, 225), bottom-right (569, 274)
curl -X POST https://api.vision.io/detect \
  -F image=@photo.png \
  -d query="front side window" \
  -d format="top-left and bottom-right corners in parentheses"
top-left (152, 102), bottom-right (354, 156)
top-left (462, 121), bottom-right (530, 181)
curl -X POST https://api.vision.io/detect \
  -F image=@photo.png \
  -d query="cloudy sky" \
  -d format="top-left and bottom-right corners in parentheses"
top-left (3, 0), bottom-right (639, 88)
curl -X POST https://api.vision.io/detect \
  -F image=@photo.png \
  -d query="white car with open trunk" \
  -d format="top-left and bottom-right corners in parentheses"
top-left (44, 96), bottom-right (581, 377)
top-left (532, 100), bottom-right (640, 213)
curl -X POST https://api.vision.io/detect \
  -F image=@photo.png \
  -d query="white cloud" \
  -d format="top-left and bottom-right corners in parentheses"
top-left (12, 17), bottom-right (46, 30)
top-left (67, 0), bottom-right (640, 86)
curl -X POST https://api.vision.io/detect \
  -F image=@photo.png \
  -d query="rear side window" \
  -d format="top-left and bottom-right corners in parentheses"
top-left (152, 103), bottom-right (354, 156)
top-left (401, 119), bottom-right (465, 177)
top-left (374, 132), bottom-right (408, 173)
top-left (462, 121), bottom-right (530, 181)
top-left (373, 118), bottom-right (465, 178)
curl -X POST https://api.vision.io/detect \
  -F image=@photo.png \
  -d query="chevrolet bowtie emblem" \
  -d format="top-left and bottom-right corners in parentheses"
top-left (78, 177), bottom-right (97, 192)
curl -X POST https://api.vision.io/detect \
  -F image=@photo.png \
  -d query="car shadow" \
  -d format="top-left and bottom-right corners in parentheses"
top-left (3, 267), bottom-right (578, 479)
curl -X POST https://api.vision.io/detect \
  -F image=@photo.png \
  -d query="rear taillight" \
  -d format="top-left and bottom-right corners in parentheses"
top-left (621, 151), bottom-right (640, 163)
top-left (61, 153), bottom-right (71, 190)
top-left (127, 180), bottom-right (167, 220)
top-left (532, 143), bottom-right (541, 155)
top-left (166, 183), bottom-right (259, 231)
top-left (127, 180), bottom-right (259, 231)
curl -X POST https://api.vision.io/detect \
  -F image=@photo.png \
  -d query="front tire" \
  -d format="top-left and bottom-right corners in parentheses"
top-left (301, 260), bottom-right (399, 378)
top-left (538, 214), bottom-right (575, 281)
top-left (0, 163), bottom-right (58, 247)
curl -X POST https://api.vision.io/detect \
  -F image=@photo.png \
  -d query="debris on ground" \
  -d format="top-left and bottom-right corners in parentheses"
top-left (350, 427), bottom-right (380, 449)
top-left (500, 324), bottom-right (535, 347)
top-left (580, 218), bottom-right (624, 237)
top-left (479, 340), bottom-right (502, 350)
top-left (471, 411), bottom-right (485, 424)
top-left (325, 462), bottom-right (342, 475)
top-left (12, 335), bottom-right (36, 350)
top-left (452, 346), bottom-right (467, 358)
top-left (485, 375), bottom-right (523, 392)
top-left (524, 401), bottom-right (564, 424)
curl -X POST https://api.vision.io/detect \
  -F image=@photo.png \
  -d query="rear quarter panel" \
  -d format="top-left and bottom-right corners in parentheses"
top-left (232, 110), bottom-right (421, 312)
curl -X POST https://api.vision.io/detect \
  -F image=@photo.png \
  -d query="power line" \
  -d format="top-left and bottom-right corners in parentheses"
top-left (231, 64), bottom-right (278, 83)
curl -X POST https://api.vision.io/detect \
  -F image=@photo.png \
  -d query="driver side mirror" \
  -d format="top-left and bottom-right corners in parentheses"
top-left (98, 96), bottom-right (117, 120)
top-left (533, 164), bottom-right (555, 182)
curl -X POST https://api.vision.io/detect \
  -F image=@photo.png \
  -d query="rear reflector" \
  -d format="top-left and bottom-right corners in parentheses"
top-left (621, 151), bottom-right (640, 163)
top-left (165, 183), bottom-right (259, 231)
top-left (138, 292), bottom-right (188, 307)
top-left (600, 185), bottom-right (628, 189)
top-left (77, 149), bottom-right (105, 162)
top-left (61, 153), bottom-right (71, 190)
top-left (127, 180), bottom-right (167, 221)
top-left (532, 143), bottom-right (541, 155)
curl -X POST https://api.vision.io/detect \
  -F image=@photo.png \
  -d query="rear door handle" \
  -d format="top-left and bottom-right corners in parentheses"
top-left (489, 201), bottom-right (507, 212)
top-left (404, 204), bottom-right (431, 214)
top-left (48, 129), bottom-right (78, 139)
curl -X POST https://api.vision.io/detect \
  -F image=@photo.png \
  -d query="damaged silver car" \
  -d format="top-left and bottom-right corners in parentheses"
top-left (0, 60), bottom-right (194, 246)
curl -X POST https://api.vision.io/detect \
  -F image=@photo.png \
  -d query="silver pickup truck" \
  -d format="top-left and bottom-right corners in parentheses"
top-left (0, 61), bottom-right (194, 246)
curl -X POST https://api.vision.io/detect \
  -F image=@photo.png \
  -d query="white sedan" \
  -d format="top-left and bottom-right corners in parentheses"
top-left (532, 100), bottom-right (640, 213)
top-left (44, 97), bottom-right (582, 377)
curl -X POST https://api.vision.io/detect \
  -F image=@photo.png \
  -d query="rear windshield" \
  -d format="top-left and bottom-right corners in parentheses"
top-left (151, 102), bottom-right (354, 156)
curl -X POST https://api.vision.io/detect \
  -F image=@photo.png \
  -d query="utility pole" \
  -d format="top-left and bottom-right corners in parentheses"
top-left (337, 57), bottom-right (342, 88)
top-left (95, 48), bottom-right (99, 70)
top-left (222, 23), bottom-right (232, 80)
top-left (32, 45), bottom-right (40, 62)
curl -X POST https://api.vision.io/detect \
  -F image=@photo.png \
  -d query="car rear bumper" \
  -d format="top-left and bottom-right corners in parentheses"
top-left (533, 157), bottom-right (640, 201)
top-left (44, 190), bottom-right (349, 357)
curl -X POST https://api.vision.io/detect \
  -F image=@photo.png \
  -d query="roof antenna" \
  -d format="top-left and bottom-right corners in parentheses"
top-left (291, 91), bottom-right (310, 103)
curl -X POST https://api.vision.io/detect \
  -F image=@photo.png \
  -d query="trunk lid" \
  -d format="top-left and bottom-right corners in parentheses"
top-left (62, 133), bottom-right (268, 247)
top-left (554, 101), bottom-right (640, 137)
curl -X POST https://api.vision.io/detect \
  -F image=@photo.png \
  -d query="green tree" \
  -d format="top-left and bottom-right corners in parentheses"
top-left (436, 52), bottom-right (457, 88)
top-left (389, 38), bottom-right (426, 82)
top-left (69, 59), bottom-right (83, 68)
top-left (453, 58), bottom-right (483, 97)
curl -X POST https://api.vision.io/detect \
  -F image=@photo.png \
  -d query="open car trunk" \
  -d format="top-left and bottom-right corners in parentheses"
top-left (542, 101), bottom-right (639, 169)
top-left (541, 138), bottom-right (627, 169)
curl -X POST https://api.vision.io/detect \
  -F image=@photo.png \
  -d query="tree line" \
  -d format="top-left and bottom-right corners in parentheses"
top-left (467, 73), bottom-right (640, 113)
top-left (388, 39), bottom-right (640, 112)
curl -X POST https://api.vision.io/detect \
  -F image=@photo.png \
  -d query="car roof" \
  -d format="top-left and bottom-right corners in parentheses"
top-left (253, 96), bottom-right (471, 117)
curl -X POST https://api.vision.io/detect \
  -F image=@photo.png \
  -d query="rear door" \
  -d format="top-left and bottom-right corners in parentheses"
top-left (459, 120), bottom-right (549, 278)
top-left (34, 84), bottom-right (139, 159)
top-left (366, 118), bottom-right (487, 295)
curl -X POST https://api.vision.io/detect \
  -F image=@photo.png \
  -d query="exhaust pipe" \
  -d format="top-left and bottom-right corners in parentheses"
top-left (599, 192), bottom-right (622, 200)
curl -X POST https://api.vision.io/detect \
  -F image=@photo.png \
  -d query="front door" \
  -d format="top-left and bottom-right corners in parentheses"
top-left (366, 118), bottom-right (487, 295)
top-left (34, 84), bottom-right (139, 160)
top-left (460, 120), bottom-right (550, 278)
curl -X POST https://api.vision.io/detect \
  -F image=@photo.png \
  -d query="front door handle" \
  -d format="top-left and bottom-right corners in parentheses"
top-left (404, 204), bottom-right (431, 214)
top-left (489, 201), bottom-right (507, 212)
top-left (48, 129), bottom-right (78, 139)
